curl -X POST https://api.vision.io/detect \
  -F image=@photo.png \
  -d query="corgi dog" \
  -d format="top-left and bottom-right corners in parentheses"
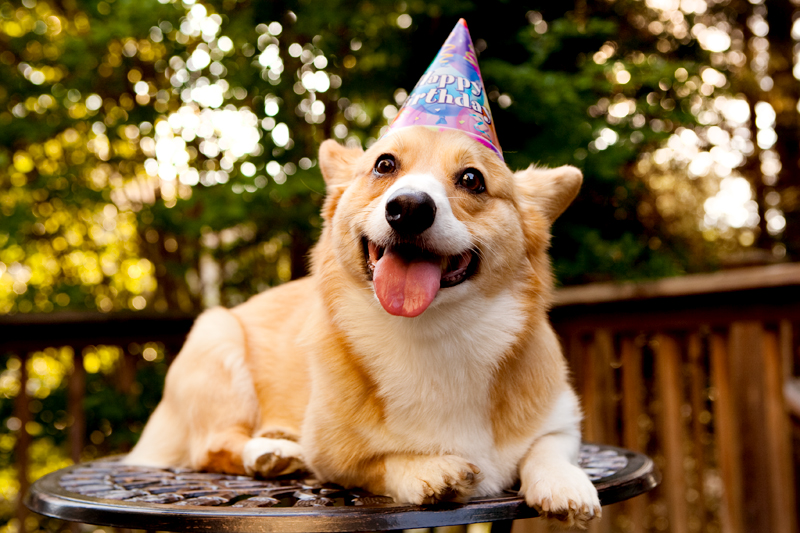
top-left (125, 127), bottom-right (601, 527)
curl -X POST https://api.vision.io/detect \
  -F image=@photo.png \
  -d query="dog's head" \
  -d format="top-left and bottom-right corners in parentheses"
top-left (313, 127), bottom-right (581, 318)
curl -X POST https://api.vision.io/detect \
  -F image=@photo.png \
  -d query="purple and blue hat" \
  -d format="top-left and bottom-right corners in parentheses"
top-left (383, 19), bottom-right (503, 160)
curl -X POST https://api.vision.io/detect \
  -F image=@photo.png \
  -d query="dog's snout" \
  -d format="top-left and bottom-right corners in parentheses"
top-left (385, 190), bottom-right (437, 235)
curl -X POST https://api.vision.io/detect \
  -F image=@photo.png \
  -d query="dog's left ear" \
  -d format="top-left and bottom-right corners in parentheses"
top-left (319, 139), bottom-right (363, 188)
top-left (514, 165), bottom-right (582, 224)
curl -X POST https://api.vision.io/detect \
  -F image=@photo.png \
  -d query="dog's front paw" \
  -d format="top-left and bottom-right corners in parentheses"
top-left (243, 437), bottom-right (305, 477)
top-left (385, 454), bottom-right (482, 505)
top-left (520, 461), bottom-right (601, 529)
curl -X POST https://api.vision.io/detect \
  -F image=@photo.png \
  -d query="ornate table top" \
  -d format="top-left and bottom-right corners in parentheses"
top-left (26, 444), bottom-right (658, 532)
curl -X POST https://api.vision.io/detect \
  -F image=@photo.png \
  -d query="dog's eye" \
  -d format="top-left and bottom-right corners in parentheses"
top-left (457, 169), bottom-right (485, 193)
top-left (374, 155), bottom-right (396, 176)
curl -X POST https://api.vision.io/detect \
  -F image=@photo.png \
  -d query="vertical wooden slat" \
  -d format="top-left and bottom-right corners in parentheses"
top-left (584, 329), bottom-right (615, 444)
top-left (567, 333), bottom-right (587, 408)
top-left (621, 337), bottom-right (646, 533)
top-left (687, 333), bottom-right (707, 533)
top-left (578, 334), bottom-right (599, 442)
top-left (762, 329), bottom-right (798, 533)
top-left (621, 337), bottom-right (643, 452)
top-left (709, 332), bottom-right (744, 533)
top-left (68, 349), bottom-right (86, 464)
top-left (780, 320), bottom-right (794, 380)
top-left (727, 322), bottom-right (773, 533)
top-left (654, 334), bottom-right (687, 533)
top-left (116, 350), bottom-right (136, 395)
top-left (14, 354), bottom-right (30, 529)
top-left (69, 349), bottom-right (86, 533)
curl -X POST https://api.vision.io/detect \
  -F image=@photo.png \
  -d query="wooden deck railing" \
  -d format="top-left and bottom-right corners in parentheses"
top-left (546, 263), bottom-right (800, 533)
top-left (1, 312), bottom-right (195, 531)
top-left (3, 264), bottom-right (800, 533)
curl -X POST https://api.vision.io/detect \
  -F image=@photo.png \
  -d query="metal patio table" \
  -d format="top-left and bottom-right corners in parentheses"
top-left (26, 443), bottom-right (658, 532)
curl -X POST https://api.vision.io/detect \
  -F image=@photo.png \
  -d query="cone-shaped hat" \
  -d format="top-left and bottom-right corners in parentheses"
top-left (383, 19), bottom-right (503, 160)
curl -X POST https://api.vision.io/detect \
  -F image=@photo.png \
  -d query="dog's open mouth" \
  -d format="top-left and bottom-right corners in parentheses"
top-left (362, 238), bottom-right (478, 318)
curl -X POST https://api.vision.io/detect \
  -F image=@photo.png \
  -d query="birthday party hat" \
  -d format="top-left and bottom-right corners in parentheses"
top-left (383, 19), bottom-right (503, 160)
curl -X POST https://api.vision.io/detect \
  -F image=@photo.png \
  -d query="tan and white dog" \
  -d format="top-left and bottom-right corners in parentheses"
top-left (126, 127), bottom-right (601, 527)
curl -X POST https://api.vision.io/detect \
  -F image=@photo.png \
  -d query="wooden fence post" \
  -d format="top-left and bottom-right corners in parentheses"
top-left (13, 354), bottom-right (30, 530)
top-left (687, 333), bottom-right (707, 532)
top-left (587, 330), bottom-right (615, 533)
top-left (727, 322), bottom-right (798, 533)
top-left (621, 337), bottom-right (646, 533)
top-left (709, 332), bottom-right (744, 533)
top-left (762, 329), bottom-right (798, 533)
top-left (584, 329), bottom-right (616, 444)
top-left (68, 349), bottom-right (85, 464)
top-left (654, 334), bottom-right (687, 533)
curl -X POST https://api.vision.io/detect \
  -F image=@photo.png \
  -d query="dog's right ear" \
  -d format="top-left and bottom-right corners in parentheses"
top-left (318, 139), bottom-right (363, 221)
top-left (319, 139), bottom-right (363, 188)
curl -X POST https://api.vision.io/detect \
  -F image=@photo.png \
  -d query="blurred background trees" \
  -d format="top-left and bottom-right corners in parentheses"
top-left (6, 0), bottom-right (799, 318)
top-left (3, 0), bottom-right (800, 530)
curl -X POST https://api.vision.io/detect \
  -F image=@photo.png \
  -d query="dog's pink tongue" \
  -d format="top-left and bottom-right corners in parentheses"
top-left (373, 249), bottom-right (441, 317)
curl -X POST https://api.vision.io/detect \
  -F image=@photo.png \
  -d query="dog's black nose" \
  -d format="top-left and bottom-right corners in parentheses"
top-left (385, 190), bottom-right (437, 235)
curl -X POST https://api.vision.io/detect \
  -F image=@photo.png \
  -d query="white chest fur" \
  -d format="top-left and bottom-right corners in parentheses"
top-left (336, 284), bottom-right (529, 494)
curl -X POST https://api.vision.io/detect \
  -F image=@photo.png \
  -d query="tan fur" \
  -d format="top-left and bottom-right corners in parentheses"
top-left (126, 128), bottom-right (600, 527)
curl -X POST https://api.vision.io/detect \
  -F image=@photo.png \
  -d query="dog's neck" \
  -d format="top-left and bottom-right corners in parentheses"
top-left (331, 280), bottom-right (527, 374)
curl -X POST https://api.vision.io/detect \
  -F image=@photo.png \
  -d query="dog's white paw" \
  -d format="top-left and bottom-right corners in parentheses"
top-left (385, 454), bottom-right (482, 505)
top-left (242, 437), bottom-right (305, 477)
top-left (520, 461), bottom-right (601, 529)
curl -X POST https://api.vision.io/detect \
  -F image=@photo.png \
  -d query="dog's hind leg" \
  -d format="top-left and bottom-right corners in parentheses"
top-left (193, 427), bottom-right (252, 475)
top-left (124, 398), bottom-right (190, 467)
top-left (126, 307), bottom-right (260, 474)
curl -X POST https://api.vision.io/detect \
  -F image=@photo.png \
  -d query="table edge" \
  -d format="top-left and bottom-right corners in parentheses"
top-left (25, 444), bottom-right (659, 532)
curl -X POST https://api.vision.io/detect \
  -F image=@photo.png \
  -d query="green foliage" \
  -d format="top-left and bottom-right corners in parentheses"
top-left (1, 0), bottom-right (722, 316)
top-left (477, 5), bottom-right (711, 283)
